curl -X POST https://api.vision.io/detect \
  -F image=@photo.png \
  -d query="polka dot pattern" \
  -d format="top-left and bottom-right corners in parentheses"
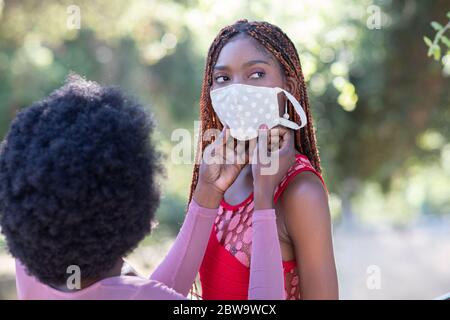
top-left (210, 84), bottom-right (282, 140)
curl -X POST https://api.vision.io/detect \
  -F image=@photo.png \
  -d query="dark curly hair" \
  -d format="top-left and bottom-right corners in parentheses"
top-left (0, 74), bottom-right (162, 286)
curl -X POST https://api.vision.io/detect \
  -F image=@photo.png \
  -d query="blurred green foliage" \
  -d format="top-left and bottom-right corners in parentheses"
top-left (424, 11), bottom-right (450, 62)
top-left (0, 0), bottom-right (449, 237)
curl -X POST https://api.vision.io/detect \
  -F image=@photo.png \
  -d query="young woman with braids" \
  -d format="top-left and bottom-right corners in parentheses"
top-left (190, 20), bottom-right (339, 300)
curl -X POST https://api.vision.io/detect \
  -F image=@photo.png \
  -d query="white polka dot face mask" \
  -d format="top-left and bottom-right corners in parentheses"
top-left (210, 83), bottom-right (307, 141)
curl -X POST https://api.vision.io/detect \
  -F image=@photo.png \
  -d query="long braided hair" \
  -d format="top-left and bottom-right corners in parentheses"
top-left (188, 19), bottom-right (322, 205)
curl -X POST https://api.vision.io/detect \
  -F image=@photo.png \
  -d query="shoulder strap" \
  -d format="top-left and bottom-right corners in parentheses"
top-left (273, 154), bottom-right (327, 204)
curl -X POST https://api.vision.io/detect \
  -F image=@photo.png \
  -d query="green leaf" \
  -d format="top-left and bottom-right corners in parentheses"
top-left (447, 11), bottom-right (450, 19)
top-left (431, 21), bottom-right (443, 31)
top-left (440, 35), bottom-right (450, 48)
top-left (432, 45), bottom-right (441, 61)
top-left (427, 44), bottom-right (438, 58)
top-left (423, 36), bottom-right (433, 47)
top-left (427, 43), bottom-right (436, 57)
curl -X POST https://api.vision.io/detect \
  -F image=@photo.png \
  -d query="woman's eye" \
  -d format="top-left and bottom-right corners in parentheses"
top-left (249, 71), bottom-right (265, 79)
top-left (215, 75), bottom-right (230, 83)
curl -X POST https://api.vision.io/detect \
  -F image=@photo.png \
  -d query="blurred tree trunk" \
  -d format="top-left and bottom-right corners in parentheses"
top-left (340, 178), bottom-right (359, 227)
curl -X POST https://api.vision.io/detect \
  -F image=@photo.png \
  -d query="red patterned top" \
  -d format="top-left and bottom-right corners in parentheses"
top-left (199, 153), bottom-right (327, 300)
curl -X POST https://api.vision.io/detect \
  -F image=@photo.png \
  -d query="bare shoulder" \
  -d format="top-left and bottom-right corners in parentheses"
top-left (283, 171), bottom-right (328, 203)
top-left (278, 170), bottom-right (330, 221)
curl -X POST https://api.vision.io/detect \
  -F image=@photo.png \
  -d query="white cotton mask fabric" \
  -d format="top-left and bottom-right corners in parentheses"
top-left (210, 83), bottom-right (307, 141)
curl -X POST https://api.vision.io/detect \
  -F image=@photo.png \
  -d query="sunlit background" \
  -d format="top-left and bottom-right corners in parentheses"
top-left (0, 0), bottom-right (449, 299)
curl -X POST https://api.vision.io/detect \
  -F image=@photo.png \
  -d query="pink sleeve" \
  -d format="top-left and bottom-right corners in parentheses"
top-left (248, 209), bottom-right (285, 300)
top-left (15, 260), bottom-right (43, 300)
top-left (150, 199), bottom-right (217, 296)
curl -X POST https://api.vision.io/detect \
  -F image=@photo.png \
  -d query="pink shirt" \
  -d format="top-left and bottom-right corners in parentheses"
top-left (15, 199), bottom-right (284, 300)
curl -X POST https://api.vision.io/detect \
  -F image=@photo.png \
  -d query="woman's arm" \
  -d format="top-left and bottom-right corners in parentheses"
top-left (247, 125), bottom-right (299, 300)
top-left (280, 171), bottom-right (339, 299)
top-left (150, 125), bottom-right (245, 296)
top-left (153, 125), bottom-right (291, 300)
top-left (151, 198), bottom-right (287, 300)
top-left (149, 196), bottom-right (219, 296)
top-left (249, 208), bottom-right (285, 300)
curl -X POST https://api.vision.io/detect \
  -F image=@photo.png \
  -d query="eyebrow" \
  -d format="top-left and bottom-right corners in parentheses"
top-left (213, 59), bottom-right (271, 71)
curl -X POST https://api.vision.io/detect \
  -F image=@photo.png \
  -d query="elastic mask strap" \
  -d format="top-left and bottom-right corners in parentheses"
top-left (275, 88), bottom-right (308, 129)
top-left (278, 117), bottom-right (300, 129)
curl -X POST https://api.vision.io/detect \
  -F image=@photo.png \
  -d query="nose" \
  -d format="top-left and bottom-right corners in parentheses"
top-left (230, 75), bottom-right (250, 86)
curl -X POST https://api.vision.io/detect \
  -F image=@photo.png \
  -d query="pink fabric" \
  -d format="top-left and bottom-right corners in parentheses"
top-left (15, 199), bottom-right (284, 300)
top-left (249, 209), bottom-right (285, 300)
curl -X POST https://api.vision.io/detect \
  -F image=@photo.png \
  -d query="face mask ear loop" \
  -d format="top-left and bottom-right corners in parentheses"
top-left (276, 88), bottom-right (308, 128)
top-left (283, 99), bottom-right (289, 119)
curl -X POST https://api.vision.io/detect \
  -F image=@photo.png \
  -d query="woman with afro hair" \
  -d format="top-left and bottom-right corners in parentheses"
top-left (0, 74), bottom-right (294, 300)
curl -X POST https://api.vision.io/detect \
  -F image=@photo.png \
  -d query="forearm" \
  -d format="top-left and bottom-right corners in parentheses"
top-left (150, 199), bottom-right (218, 296)
top-left (248, 208), bottom-right (285, 300)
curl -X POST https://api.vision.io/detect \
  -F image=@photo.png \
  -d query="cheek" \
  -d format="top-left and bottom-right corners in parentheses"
top-left (263, 75), bottom-right (286, 114)
top-left (277, 94), bottom-right (287, 116)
